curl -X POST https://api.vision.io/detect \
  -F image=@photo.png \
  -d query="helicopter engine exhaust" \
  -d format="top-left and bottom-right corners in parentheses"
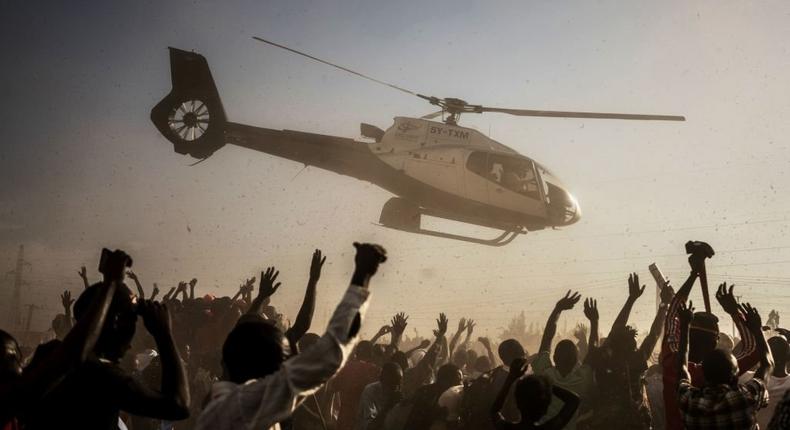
top-left (151, 48), bottom-right (227, 159)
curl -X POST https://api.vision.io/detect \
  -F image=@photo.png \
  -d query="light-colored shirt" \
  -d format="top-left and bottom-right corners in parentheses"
top-left (739, 371), bottom-right (790, 429)
top-left (531, 351), bottom-right (594, 430)
top-left (195, 284), bottom-right (370, 430)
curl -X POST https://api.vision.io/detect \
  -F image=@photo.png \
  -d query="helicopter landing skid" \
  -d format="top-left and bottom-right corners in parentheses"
top-left (374, 223), bottom-right (526, 247)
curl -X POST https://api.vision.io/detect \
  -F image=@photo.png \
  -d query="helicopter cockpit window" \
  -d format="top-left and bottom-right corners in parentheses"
top-left (466, 152), bottom-right (540, 199)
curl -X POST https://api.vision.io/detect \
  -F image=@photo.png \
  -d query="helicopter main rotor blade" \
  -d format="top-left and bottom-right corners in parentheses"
top-left (421, 110), bottom-right (444, 120)
top-left (480, 106), bottom-right (685, 121)
top-left (253, 36), bottom-right (419, 97)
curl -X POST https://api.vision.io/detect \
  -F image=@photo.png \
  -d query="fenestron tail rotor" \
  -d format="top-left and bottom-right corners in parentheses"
top-left (252, 36), bottom-right (685, 125)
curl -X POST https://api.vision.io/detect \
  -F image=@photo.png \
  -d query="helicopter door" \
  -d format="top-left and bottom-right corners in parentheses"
top-left (485, 154), bottom-right (545, 215)
top-left (464, 152), bottom-right (490, 205)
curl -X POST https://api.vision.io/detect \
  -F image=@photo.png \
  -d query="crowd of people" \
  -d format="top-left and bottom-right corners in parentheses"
top-left (1, 241), bottom-right (789, 430)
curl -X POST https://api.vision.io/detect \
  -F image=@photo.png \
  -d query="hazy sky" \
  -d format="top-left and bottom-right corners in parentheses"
top-left (2, 0), bottom-right (790, 338)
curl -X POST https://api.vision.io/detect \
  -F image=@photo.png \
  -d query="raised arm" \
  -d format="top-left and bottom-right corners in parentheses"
top-left (286, 250), bottom-right (325, 345)
top-left (127, 270), bottom-right (145, 299)
top-left (490, 357), bottom-right (528, 425)
top-left (478, 336), bottom-right (498, 368)
top-left (583, 298), bottom-right (599, 352)
top-left (741, 303), bottom-right (774, 380)
top-left (716, 283), bottom-right (757, 369)
top-left (460, 319), bottom-right (476, 351)
top-left (60, 290), bottom-right (75, 332)
top-left (539, 291), bottom-right (581, 354)
top-left (370, 325), bottom-right (391, 345)
top-left (150, 283), bottom-right (160, 301)
top-left (677, 300), bottom-right (694, 383)
top-left (608, 273), bottom-right (645, 338)
top-left (404, 339), bottom-right (431, 357)
top-left (663, 270), bottom-right (699, 354)
top-left (189, 278), bottom-right (197, 300)
top-left (639, 284), bottom-right (673, 360)
top-left (246, 267), bottom-right (281, 317)
top-left (449, 318), bottom-right (467, 358)
top-left (120, 300), bottom-right (190, 420)
top-left (389, 312), bottom-right (408, 351)
top-left (78, 265), bottom-right (90, 289)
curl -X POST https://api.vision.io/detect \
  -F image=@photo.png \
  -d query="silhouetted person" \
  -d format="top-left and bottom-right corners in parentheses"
top-left (327, 340), bottom-right (381, 430)
top-left (195, 243), bottom-right (386, 430)
top-left (491, 358), bottom-right (580, 430)
top-left (355, 361), bottom-right (403, 430)
top-left (25, 249), bottom-right (190, 430)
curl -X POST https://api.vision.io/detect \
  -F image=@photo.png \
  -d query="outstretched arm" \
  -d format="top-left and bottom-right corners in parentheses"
top-left (608, 273), bottom-right (645, 338)
top-left (741, 303), bottom-right (774, 380)
top-left (78, 266), bottom-right (90, 289)
top-left (479, 337), bottom-right (498, 368)
top-left (540, 291), bottom-right (581, 354)
top-left (449, 318), bottom-right (467, 358)
top-left (247, 267), bottom-right (281, 317)
top-left (60, 290), bottom-right (75, 332)
top-left (286, 250), bottom-right (325, 345)
top-left (639, 284), bottom-right (673, 360)
top-left (677, 301), bottom-right (694, 383)
top-left (127, 270), bottom-right (145, 300)
top-left (584, 298), bottom-right (599, 351)
top-left (389, 312), bottom-right (409, 351)
top-left (490, 358), bottom-right (528, 425)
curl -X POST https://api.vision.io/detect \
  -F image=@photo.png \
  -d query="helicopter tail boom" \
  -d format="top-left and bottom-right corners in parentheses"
top-left (151, 48), bottom-right (228, 159)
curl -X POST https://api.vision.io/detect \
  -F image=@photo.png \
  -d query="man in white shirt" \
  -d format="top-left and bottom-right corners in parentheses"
top-left (739, 334), bottom-right (790, 429)
top-left (196, 242), bottom-right (387, 430)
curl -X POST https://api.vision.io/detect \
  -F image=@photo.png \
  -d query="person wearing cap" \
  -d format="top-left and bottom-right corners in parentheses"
top-left (660, 252), bottom-right (761, 430)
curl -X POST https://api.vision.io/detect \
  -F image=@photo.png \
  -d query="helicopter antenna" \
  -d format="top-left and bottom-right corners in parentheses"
top-left (253, 36), bottom-right (418, 97)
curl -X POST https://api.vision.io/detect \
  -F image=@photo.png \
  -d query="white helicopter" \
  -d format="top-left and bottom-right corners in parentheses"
top-left (151, 39), bottom-right (685, 246)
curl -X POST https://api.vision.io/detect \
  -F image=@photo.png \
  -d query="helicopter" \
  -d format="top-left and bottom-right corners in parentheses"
top-left (150, 39), bottom-right (685, 246)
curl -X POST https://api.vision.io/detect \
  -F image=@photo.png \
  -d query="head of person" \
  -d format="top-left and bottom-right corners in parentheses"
top-left (474, 356), bottom-right (492, 374)
top-left (354, 340), bottom-right (374, 363)
top-left (436, 363), bottom-right (463, 390)
top-left (515, 374), bottom-right (553, 422)
top-left (465, 349), bottom-right (478, 368)
top-left (608, 325), bottom-right (638, 356)
top-left (222, 317), bottom-right (289, 383)
top-left (498, 339), bottom-right (526, 366)
top-left (769, 336), bottom-right (790, 369)
top-left (380, 361), bottom-right (403, 395)
top-left (553, 339), bottom-right (579, 375)
top-left (702, 348), bottom-right (738, 386)
top-left (0, 330), bottom-right (22, 383)
top-left (452, 349), bottom-right (468, 369)
top-left (689, 312), bottom-right (720, 363)
top-left (73, 282), bottom-right (138, 362)
top-left (51, 314), bottom-right (70, 340)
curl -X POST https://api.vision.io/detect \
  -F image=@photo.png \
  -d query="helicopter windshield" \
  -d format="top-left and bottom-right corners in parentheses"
top-left (467, 152), bottom-right (540, 199)
top-left (536, 164), bottom-right (580, 225)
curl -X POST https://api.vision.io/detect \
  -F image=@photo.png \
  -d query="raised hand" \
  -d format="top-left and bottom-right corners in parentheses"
top-left (435, 313), bottom-right (448, 338)
top-left (61, 290), bottom-right (74, 313)
top-left (126, 270), bottom-right (138, 282)
top-left (507, 357), bottom-right (529, 380)
top-left (583, 298), bottom-right (599, 321)
top-left (78, 266), bottom-right (87, 281)
top-left (573, 323), bottom-right (588, 341)
top-left (556, 290), bottom-right (582, 311)
top-left (466, 319), bottom-right (476, 336)
top-left (478, 336), bottom-right (492, 350)
top-left (151, 283), bottom-right (160, 300)
top-left (628, 273), bottom-right (646, 301)
top-left (457, 317), bottom-right (468, 333)
top-left (138, 300), bottom-right (173, 339)
top-left (740, 303), bottom-right (763, 333)
top-left (678, 300), bottom-right (695, 327)
top-left (716, 283), bottom-right (740, 315)
top-left (309, 249), bottom-right (326, 281)
top-left (376, 325), bottom-right (392, 337)
top-left (391, 312), bottom-right (409, 337)
top-left (418, 339), bottom-right (431, 349)
top-left (352, 242), bottom-right (387, 278)
top-left (257, 267), bottom-right (282, 300)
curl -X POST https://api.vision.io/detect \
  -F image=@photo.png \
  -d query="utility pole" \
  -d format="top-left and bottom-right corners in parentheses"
top-left (7, 245), bottom-right (32, 330)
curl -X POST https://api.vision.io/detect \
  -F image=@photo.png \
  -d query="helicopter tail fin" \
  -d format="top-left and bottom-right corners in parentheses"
top-left (151, 48), bottom-right (227, 159)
